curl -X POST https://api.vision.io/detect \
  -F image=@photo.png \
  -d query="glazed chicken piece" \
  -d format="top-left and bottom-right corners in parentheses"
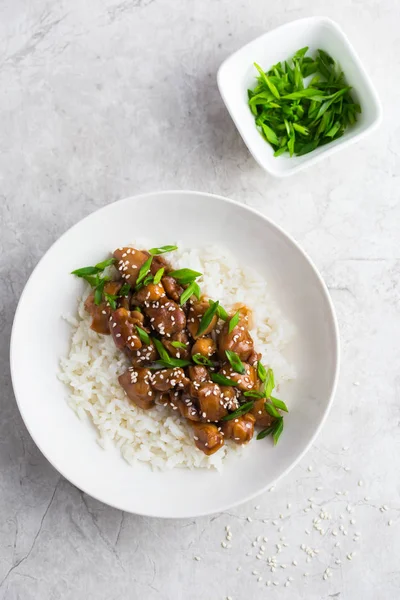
top-left (109, 308), bottom-right (143, 352)
top-left (247, 350), bottom-right (261, 367)
top-left (220, 386), bottom-right (240, 411)
top-left (250, 398), bottom-right (277, 428)
top-left (149, 254), bottom-right (169, 276)
top-left (150, 367), bottom-right (188, 392)
top-left (161, 275), bottom-right (184, 303)
top-left (113, 247), bottom-right (149, 286)
top-left (131, 340), bottom-right (158, 367)
top-left (84, 281), bottom-right (123, 335)
top-left (188, 365), bottom-right (209, 383)
top-left (192, 422), bottom-right (224, 455)
top-left (187, 299), bottom-right (218, 339)
top-left (132, 282), bottom-right (166, 305)
top-left (161, 330), bottom-right (191, 360)
top-left (197, 382), bottom-right (228, 422)
top-left (187, 365), bottom-right (209, 398)
top-left (144, 297), bottom-right (186, 337)
top-left (191, 337), bottom-right (216, 358)
top-left (218, 316), bottom-right (254, 361)
top-left (118, 367), bottom-right (155, 410)
top-left (169, 391), bottom-right (201, 421)
top-left (221, 413), bottom-right (255, 444)
top-left (219, 362), bottom-right (258, 392)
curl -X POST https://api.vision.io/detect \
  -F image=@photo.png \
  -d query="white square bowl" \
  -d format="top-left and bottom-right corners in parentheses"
top-left (217, 17), bottom-right (382, 177)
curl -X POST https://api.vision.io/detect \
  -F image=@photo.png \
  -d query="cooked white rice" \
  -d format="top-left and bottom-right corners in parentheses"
top-left (59, 244), bottom-right (295, 470)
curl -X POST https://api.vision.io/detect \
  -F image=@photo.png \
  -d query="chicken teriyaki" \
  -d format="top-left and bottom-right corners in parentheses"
top-left (71, 245), bottom-right (288, 455)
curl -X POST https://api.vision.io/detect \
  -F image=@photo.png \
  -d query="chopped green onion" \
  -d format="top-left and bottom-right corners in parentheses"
top-left (104, 293), bottom-right (118, 310)
top-left (270, 396), bottom-right (289, 413)
top-left (213, 302), bottom-right (229, 321)
top-left (148, 245), bottom-right (178, 255)
top-left (228, 311), bottom-right (240, 334)
top-left (71, 266), bottom-right (101, 277)
top-left (264, 368), bottom-right (275, 398)
top-left (221, 401), bottom-right (254, 421)
top-left (248, 48), bottom-right (360, 158)
top-left (264, 402), bottom-right (281, 419)
top-left (170, 341), bottom-right (187, 349)
top-left (95, 258), bottom-right (116, 270)
top-left (257, 361), bottom-right (267, 382)
top-left (257, 416), bottom-right (284, 443)
top-left (180, 281), bottom-right (201, 305)
top-left (142, 273), bottom-right (154, 287)
top-left (210, 373), bottom-right (239, 387)
top-left (152, 337), bottom-right (170, 362)
top-left (243, 390), bottom-right (265, 399)
top-left (152, 338), bottom-right (191, 368)
top-left (256, 424), bottom-right (276, 440)
top-left (136, 326), bottom-right (151, 345)
top-left (157, 358), bottom-right (192, 368)
top-left (119, 283), bottom-right (131, 296)
top-left (135, 257), bottom-right (153, 288)
top-left (225, 350), bottom-right (245, 374)
top-left (94, 279), bottom-right (105, 305)
top-left (153, 267), bottom-right (164, 284)
top-left (273, 418), bottom-right (284, 444)
top-left (169, 268), bottom-right (202, 285)
top-left (192, 353), bottom-right (215, 367)
top-left (197, 301), bottom-right (219, 337)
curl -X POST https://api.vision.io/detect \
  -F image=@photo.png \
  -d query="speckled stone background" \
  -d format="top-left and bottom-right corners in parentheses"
top-left (1, 1), bottom-right (399, 599)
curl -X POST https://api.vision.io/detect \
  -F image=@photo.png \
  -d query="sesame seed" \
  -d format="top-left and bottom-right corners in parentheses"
top-left (194, 556), bottom-right (201, 561)
top-left (358, 480), bottom-right (363, 486)
top-left (308, 465), bottom-right (313, 471)
top-left (388, 520), bottom-right (393, 526)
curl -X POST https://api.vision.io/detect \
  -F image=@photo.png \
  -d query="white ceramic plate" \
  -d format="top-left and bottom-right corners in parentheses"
top-left (217, 17), bottom-right (382, 177)
top-left (10, 191), bottom-right (339, 518)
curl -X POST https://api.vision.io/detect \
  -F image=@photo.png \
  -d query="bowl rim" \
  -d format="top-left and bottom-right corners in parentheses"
top-left (217, 16), bottom-right (383, 178)
top-left (10, 190), bottom-right (341, 517)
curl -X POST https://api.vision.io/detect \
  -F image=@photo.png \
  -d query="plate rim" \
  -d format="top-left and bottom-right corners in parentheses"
top-left (10, 189), bottom-right (340, 518)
